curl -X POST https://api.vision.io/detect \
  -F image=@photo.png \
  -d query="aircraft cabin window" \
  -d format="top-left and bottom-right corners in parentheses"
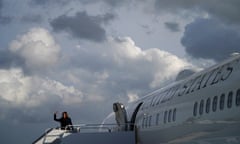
top-left (145, 117), bottom-right (148, 128)
top-left (227, 91), bottom-right (233, 108)
top-left (236, 89), bottom-right (240, 106)
top-left (212, 96), bottom-right (218, 112)
top-left (149, 116), bottom-right (152, 127)
top-left (199, 100), bottom-right (204, 115)
top-left (156, 113), bottom-right (160, 125)
top-left (168, 110), bottom-right (172, 123)
top-left (193, 102), bottom-right (198, 116)
top-left (190, 89), bottom-right (240, 119)
top-left (173, 108), bottom-right (176, 121)
top-left (163, 108), bottom-right (177, 124)
top-left (142, 117), bottom-right (145, 128)
top-left (164, 111), bottom-right (167, 124)
top-left (220, 94), bottom-right (225, 110)
top-left (206, 98), bottom-right (211, 113)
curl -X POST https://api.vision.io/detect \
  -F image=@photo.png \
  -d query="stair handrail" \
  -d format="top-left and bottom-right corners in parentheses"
top-left (32, 123), bottom-right (137, 144)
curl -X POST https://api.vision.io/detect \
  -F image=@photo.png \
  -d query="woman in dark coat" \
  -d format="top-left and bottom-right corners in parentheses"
top-left (54, 111), bottom-right (73, 130)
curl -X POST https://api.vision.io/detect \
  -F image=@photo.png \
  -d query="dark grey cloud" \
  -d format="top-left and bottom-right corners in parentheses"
top-left (0, 0), bottom-right (12, 25)
top-left (0, 49), bottom-right (35, 75)
top-left (96, 13), bottom-right (115, 25)
top-left (205, 1), bottom-right (240, 25)
top-left (0, 49), bottom-right (24, 69)
top-left (30, 0), bottom-right (69, 6)
top-left (50, 11), bottom-right (115, 42)
top-left (79, 0), bottom-right (129, 7)
top-left (181, 18), bottom-right (240, 61)
top-left (154, 0), bottom-right (197, 11)
top-left (102, 0), bottom-right (129, 7)
top-left (21, 14), bottom-right (43, 23)
top-left (164, 22), bottom-right (180, 32)
top-left (152, 0), bottom-right (240, 61)
top-left (0, 15), bottom-right (11, 25)
top-left (31, 0), bottom-right (128, 7)
top-left (31, 0), bottom-right (48, 5)
top-left (154, 0), bottom-right (240, 25)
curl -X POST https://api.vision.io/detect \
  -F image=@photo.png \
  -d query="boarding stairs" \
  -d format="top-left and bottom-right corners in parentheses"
top-left (32, 124), bottom-right (137, 144)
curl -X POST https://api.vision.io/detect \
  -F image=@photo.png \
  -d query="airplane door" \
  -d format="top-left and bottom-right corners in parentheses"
top-left (113, 102), bottom-right (128, 131)
top-left (130, 102), bottom-right (143, 130)
top-left (113, 102), bottom-right (143, 131)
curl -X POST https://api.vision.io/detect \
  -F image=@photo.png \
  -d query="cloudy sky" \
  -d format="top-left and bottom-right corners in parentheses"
top-left (1, 0), bottom-right (240, 143)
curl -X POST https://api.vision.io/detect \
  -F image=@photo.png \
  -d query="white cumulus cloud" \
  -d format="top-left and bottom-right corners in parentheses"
top-left (69, 36), bottom-right (193, 105)
top-left (9, 27), bottom-right (60, 72)
top-left (0, 68), bottom-right (84, 122)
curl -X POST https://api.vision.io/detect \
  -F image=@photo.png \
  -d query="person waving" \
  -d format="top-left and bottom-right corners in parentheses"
top-left (54, 111), bottom-right (73, 130)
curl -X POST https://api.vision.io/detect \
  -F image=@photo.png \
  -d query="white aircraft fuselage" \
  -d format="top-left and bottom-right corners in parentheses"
top-left (105, 55), bottom-right (240, 144)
